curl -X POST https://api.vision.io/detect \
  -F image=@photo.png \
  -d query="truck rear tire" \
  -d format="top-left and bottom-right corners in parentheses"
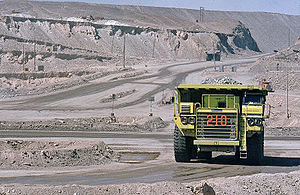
top-left (174, 126), bottom-right (195, 162)
top-left (246, 132), bottom-right (264, 165)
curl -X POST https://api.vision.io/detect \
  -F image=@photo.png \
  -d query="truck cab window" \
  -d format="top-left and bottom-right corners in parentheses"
top-left (218, 101), bottom-right (226, 108)
top-left (243, 95), bottom-right (262, 104)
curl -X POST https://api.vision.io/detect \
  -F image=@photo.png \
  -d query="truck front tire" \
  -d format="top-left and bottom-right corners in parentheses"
top-left (174, 126), bottom-right (195, 162)
top-left (246, 132), bottom-right (264, 165)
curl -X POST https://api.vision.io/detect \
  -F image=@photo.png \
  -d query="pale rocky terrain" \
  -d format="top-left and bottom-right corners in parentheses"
top-left (0, 116), bottom-right (168, 132)
top-left (1, 170), bottom-right (300, 194)
top-left (0, 1), bottom-right (300, 194)
top-left (0, 0), bottom-right (299, 52)
top-left (0, 140), bottom-right (119, 169)
top-left (249, 37), bottom-right (300, 128)
top-left (0, 6), bottom-right (262, 99)
top-left (0, 15), bottom-right (259, 72)
top-left (0, 0), bottom-right (298, 100)
top-left (251, 36), bottom-right (300, 91)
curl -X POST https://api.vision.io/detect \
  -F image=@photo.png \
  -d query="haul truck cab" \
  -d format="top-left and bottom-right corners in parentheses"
top-left (173, 84), bottom-right (269, 164)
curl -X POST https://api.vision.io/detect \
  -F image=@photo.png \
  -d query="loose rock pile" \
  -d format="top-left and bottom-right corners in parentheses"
top-left (100, 89), bottom-right (137, 103)
top-left (189, 170), bottom-right (300, 195)
top-left (202, 76), bottom-right (242, 85)
top-left (0, 88), bottom-right (16, 98)
top-left (0, 117), bottom-right (168, 132)
top-left (2, 170), bottom-right (300, 194)
top-left (0, 140), bottom-right (119, 168)
top-left (142, 117), bottom-right (168, 130)
top-left (0, 181), bottom-right (190, 195)
top-left (265, 127), bottom-right (300, 137)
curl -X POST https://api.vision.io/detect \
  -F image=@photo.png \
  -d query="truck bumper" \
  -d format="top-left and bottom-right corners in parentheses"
top-left (193, 140), bottom-right (240, 146)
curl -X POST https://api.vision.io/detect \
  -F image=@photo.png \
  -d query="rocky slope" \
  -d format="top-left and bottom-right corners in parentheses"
top-left (250, 36), bottom-right (300, 91)
top-left (0, 15), bottom-right (259, 73)
top-left (0, 0), bottom-right (299, 52)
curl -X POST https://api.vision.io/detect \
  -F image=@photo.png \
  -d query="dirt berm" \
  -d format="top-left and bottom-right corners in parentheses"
top-left (1, 170), bottom-right (300, 194)
top-left (0, 116), bottom-right (168, 132)
top-left (0, 140), bottom-right (119, 169)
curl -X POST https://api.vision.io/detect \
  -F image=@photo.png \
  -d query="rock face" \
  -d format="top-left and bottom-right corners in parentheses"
top-left (0, 1), bottom-right (298, 52)
top-left (0, 15), bottom-right (260, 73)
top-left (216, 21), bottom-right (260, 54)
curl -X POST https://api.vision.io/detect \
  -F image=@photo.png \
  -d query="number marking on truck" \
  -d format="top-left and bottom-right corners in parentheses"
top-left (206, 115), bottom-right (228, 127)
top-left (207, 115), bottom-right (213, 126)
top-left (220, 115), bottom-right (227, 126)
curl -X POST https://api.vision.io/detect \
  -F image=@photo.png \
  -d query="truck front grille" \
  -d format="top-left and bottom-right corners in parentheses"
top-left (196, 112), bottom-right (238, 140)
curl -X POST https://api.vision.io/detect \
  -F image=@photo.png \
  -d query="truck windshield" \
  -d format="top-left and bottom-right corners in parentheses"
top-left (179, 89), bottom-right (201, 103)
top-left (243, 95), bottom-right (262, 104)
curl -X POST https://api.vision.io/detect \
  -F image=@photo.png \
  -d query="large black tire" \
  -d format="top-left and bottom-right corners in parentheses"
top-left (235, 147), bottom-right (240, 161)
top-left (174, 126), bottom-right (195, 162)
top-left (197, 151), bottom-right (212, 160)
top-left (246, 132), bottom-right (264, 165)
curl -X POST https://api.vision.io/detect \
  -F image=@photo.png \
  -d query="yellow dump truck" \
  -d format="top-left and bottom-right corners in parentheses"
top-left (173, 84), bottom-right (270, 164)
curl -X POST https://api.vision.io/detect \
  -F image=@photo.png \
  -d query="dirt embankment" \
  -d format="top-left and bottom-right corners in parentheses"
top-left (248, 41), bottom-right (300, 128)
top-left (0, 116), bottom-right (169, 132)
top-left (250, 42), bottom-right (300, 91)
top-left (1, 1), bottom-right (298, 52)
top-left (0, 67), bottom-right (135, 98)
top-left (0, 182), bottom-right (190, 195)
top-left (188, 170), bottom-right (300, 195)
top-left (1, 170), bottom-right (300, 194)
top-left (265, 127), bottom-right (300, 137)
top-left (0, 140), bottom-right (119, 169)
top-left (0, 15), bottom-right (260, 73)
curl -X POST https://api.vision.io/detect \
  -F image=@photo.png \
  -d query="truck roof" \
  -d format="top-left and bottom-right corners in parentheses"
top-left (176, 84), bottom-right (267, 94)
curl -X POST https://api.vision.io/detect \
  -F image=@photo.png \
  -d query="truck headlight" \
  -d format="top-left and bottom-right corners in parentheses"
top-left (181, 116), bottom-right (188, 124)
top-left (255, 118), bottom-right (263, 126)
top-left (247, 118), bottom-right (255, 126)
top-left (188, 117), bottom-right (195, 124)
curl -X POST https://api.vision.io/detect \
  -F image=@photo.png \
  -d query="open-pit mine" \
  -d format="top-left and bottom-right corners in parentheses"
top-left (0, 0), bottom-right (300, 194)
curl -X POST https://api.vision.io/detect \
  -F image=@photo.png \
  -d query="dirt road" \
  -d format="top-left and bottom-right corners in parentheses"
top-left (0, 58), bottom-right (258, 121)
top-left (1, 129), bottom-right (300, 186)
top-left (2, 54), bottom-right (300, 193)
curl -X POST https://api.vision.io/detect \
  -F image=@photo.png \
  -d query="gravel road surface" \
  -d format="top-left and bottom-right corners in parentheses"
top-left (0, 129), bottom-right (300, 186)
